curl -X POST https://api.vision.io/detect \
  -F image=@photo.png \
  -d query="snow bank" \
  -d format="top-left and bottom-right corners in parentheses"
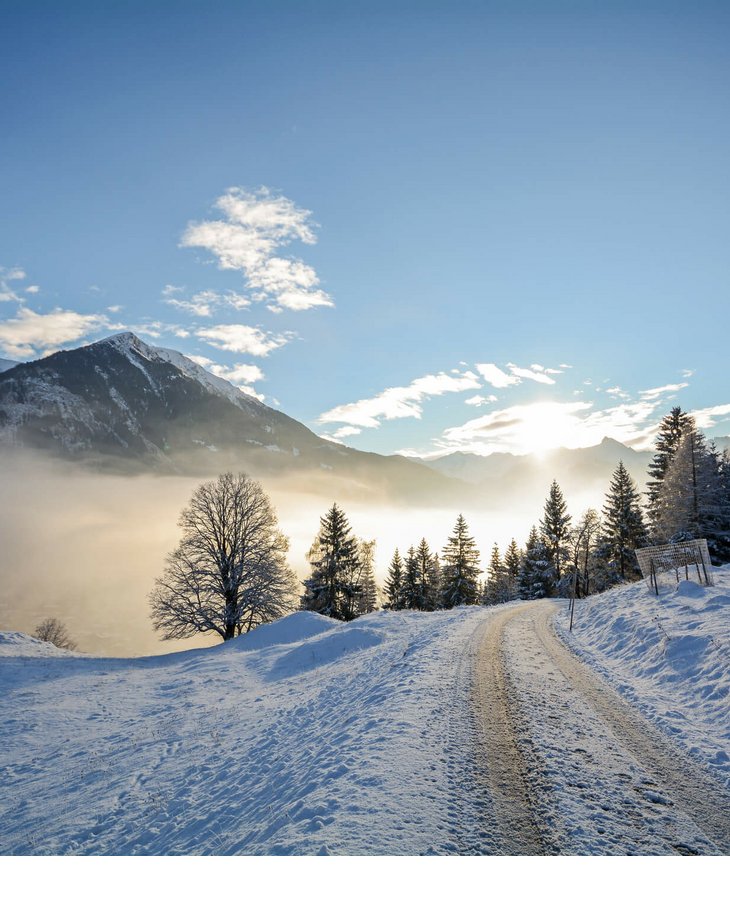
top-left (0, 631), bottom-right (79, 658)
top-left (229, 610), bottom-right (340, 651)
top-left (557, 566), bottom-right (730, 788)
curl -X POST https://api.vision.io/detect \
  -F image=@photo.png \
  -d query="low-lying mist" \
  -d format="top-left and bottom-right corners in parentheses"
top-left (0, 454), bottom-right (610, 657)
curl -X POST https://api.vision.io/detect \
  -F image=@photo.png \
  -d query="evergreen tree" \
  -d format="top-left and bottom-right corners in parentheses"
top-left (355, 539), bottom-right (378, 616)
top-left (646, 407), bottom-right (694, 535)
top-left (414, 538), bottom-right (440, 610)
top-left (427, 552), bottom-right (442, 610)
top-left (655, 427), bottom-right (729, 560)
top-left (383, 548), bottom-right (405, 610)
top-left (440, 514), bottom-right (481, 607)
top-left (503, 538), bottom-right (522, 602)
top-left (602, 461), bottom-right (648, 580)
top-left (402, 545), bottom-right (420, 610)
top-left (518, 526), bottom-right (553, 600)
top-left (302, 503), bottom-right (362, 620)
top-left (484, 543), bottom-right (509, 604)
top-left (539, 480), bottom-right (572, 590)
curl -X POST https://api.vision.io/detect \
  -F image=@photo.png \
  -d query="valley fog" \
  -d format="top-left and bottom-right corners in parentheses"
top-left (0, 456), bottom-right (610, 656)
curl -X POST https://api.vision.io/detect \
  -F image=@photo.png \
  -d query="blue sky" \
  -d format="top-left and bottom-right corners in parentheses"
top-left (1, 1), bottom-right (729, 456)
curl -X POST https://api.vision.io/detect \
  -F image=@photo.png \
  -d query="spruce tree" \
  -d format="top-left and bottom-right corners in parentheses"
top-left (402, 546), bottom-right (420, 610)
top-left (646, 407), bottom-right (694, 535)
top-left (415, 538), bottom-right (440, 611)
top-left (485, 543), bottom-right (508, 604)
top-left (383, 548), bottom-right (405, 610)
top-left (440, 514), bottom-right (481, 607)
top-left (539, 480), bottom-right (572, 589)
top-left (302, 503), bottom-right (362, 620)
top-left (503, 539), bottom-right (522, 602)
top-left (355, 539), bottom-right (378, 616)
top-left (518, 526), bottom-right (553, 600)
top-left (602, 461), bottom-right (648, 580)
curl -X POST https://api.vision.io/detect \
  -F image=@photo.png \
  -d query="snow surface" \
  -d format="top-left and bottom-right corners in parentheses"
top-left (0, 608), bottom-right (499, 855)
top-left (556, 565), bottom-right (730, 791)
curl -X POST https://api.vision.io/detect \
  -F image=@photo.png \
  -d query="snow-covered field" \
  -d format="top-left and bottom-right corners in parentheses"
top-left (0, 607), bottom-right (497, 856)
top-left (557, 565), bottom-right (730, 791)
top-left (3, 570), bottom-right (729, 856)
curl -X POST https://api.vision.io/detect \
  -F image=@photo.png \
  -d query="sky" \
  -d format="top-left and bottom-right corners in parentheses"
top-left (1, 0), bottom-right (729, 458)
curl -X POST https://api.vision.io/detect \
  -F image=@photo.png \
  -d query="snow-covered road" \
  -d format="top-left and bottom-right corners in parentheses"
top-left (478, 600), bottom-right (730, 854)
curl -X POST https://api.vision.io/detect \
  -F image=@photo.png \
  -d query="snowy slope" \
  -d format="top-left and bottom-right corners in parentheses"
top-left (0, 608), bottom-right (497, 855)
top-left (556, 566), bottom-right (730, 790)
top-left (0, 358), bottom-right (18, 374)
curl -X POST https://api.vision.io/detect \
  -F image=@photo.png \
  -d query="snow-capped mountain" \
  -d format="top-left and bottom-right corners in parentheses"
top-left (0, 332), bottom-right (457, 499)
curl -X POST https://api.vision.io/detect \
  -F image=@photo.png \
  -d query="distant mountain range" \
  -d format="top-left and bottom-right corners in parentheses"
top-left (0, 331), bottom-right (691, 511)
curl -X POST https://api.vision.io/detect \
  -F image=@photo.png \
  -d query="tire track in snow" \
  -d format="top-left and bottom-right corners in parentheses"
top-left (472, 605), bottom-right (546, 854)
top-left (530, 601), bottom-right (730, 854)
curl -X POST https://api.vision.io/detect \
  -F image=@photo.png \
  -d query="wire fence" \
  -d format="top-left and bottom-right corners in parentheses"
top-left (635, 539), bottom-right (713, 595)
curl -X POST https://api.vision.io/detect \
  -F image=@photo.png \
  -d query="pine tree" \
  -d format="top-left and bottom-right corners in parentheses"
top-left (402, 546), bottom-right (420, 610)
top-left (383, 548), bottom-right (405, 610)
top-left (646, 407), bottom-right (694, 535)
top-left (503, 538), bottom-right (522, 602)
top-left (427, 552), bottom-right (442, 610)
top-left (539, 480), bottom-right (572, 590)
top-left (518, 526), bottom-right (553, 600)
top-left (440, 514), bottom-right (481, 607)
top-left (602, 461), bottom-right (648, 580)
top-left (655, 427), bottom-right (728, 559)
top-left (414, 538), bottom-right (440, 611)
top-left (484, 543), bottom-right (509, 604)
top-left (355, 539), bottom-right (378, 616)
top-left (302, 503), bottom-right (363, 620)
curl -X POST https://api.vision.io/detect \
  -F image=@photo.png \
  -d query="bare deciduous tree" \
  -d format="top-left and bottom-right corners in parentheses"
top-left (33, 617), bottom-right (78, 651)
top-left (150, 472), bottom-right (298, 641)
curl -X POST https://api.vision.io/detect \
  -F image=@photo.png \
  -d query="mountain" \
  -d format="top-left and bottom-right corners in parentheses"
top-left (417, 437), bottom-right (652, 504)
top-left (0, 332), bottom-right (460, 503)
top-left (0, 358), bottom-right (18, 374)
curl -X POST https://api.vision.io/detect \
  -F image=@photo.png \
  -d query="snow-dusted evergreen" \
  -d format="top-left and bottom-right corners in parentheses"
top-left (539, 480), bottom-right (572, 588)
top-left (601, 461), bottom-right (648, 580)
top-left (440, 514), bottom-right (481, 607)
top-left (301, 503), bottom-right (364, 620)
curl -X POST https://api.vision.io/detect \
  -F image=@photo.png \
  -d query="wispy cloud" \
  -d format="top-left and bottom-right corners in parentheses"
top-left (0, 266), bottom-right (29, 304)
top-left (465, 394), bottom-right (497, 407)
top-left (0, 308), bottom-right (110, 358)
top-left (181, 187), bottom-right (334, 313)
top-left (691, 403), bottom-right (730, 430)
top-left (319, 370), bottom-right (481, 430)
top-left (195, 323), bottom-right (291, 357)
top-left (507, 363), bottom-right (556, 385)
top-left (188, 355), bottom-right (264, 385)
top-left (639, 382), bottom-right (689, 399)
top-left (163, 284), bottom-right (250, 317)
top-left (476, 363), bottom-right (520, 388)
top-left (476, 361), bottom-right (563, 389)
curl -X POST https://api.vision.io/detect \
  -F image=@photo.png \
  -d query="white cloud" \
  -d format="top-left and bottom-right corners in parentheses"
top-left (195, 323), bottom-right (290, 357)
top-left (639, 383), bottom-right (689, 399)
top-left (476, 363), bottom-right (520, 389)
top-left (682, 369), bottom-right (695, 378)
top-left (507, 363), bottom-right (556, 385)
top-left (25, 285), bottom-right (40, 294)
top-left (107, 305), bottom-right (123, 313)
top-left (465, 394), bottom-right (497, 407)
top-left (0, 266), bottom-right (27, 303)
top-left (435, 398), bottom-right (663, 456)
top-left (181, 187), bottom-right (333, 313)
top-left (319, 371), bottom-right (481, 430)
top-left (0, 308), bottom-right (110, 358)
top-left (332, 426), bottom-right (362, 439)
top-left (691, 403), bottom-right (730, 430)
top-left (163, 285), bottom-right (250, 317)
